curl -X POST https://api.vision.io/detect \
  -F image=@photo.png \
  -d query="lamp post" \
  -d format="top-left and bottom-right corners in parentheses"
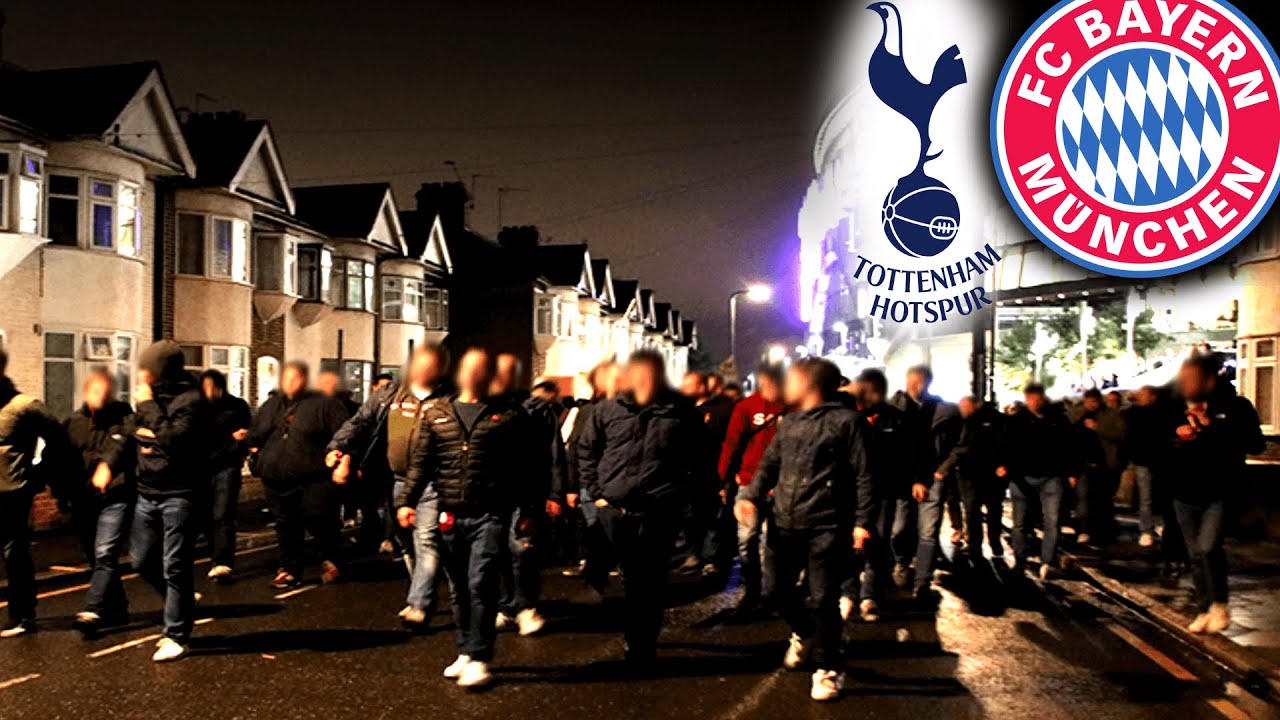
top-left (728, 283), bottom-right (772, 365)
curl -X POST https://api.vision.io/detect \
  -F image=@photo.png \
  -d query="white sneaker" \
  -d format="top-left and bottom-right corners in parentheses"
top-left (443, 654), bottom-right (471, 679)
top-left (859, 599), bottom-right (880, 623)
top-left (783, 633), bottom-right (809, 670)
top-left (1188, 613), bottom-right (1210, 634)
top-left (208, 565), bottom-right (233, 580)
top-left (399, 606), bottom-right (427, 625)
top-left (495, 612), bottom-right (515, 630)
top-left (1205, 603), bottom-right (1231, 634)
top-left (1038, 564), bottom-right (1052, 581)
top-left (193, 592), bottom-right (204, 606)
top-left (838, 596), bottom-right (855, 622)
top-left (152, 637), bottom-right (187, 662)
top-left (1138, 533), bottom-right (1155, 548)
top-left (810, 669), bottom-right (846, 701)
top-left (1077, 533), bottom-right (1091, 545)
top-left (456, 660), bottom-right (492, 688)
top-left (516, 608), bottom-right (545, 636)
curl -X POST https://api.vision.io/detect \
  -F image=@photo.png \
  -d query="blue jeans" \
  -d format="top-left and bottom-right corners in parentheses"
top-left (736, 503), bottom-right (771, 601)
top-left (1174, 499), bottom-right (1228, 611)
top-left (85, 500), bottom-right (132, 616)
top-left (209, 466), bottom-right (241, 568)
top-left (1132, 465), bottom-right (1156, 534)
top-left (1010, 476), bottom-right (1065, 568)
top-left (131, 495), bottom-right (197, 642)
top-left (499, 507), bottom-right (542, 614)
top-left (406, 492), bottom-right (441, 612)
top-left (913, 480), bottom-right (947, 593)
top-left (440, 513), bottom-right (506, 662)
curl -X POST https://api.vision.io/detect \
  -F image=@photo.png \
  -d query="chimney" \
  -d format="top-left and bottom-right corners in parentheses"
top-left (415, 182), bottom-right (470, 233)
top-left (496, 225), bottom-right (540, 252)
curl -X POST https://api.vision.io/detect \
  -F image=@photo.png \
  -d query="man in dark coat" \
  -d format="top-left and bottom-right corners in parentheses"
top-left (250, 361), bottom-right (350, 589)
top-left (0, 349), bottom-right (71, 638)
top-left (737, 357), bottom-right (874, 702)
top-left (936, 395), bottom-right (1006, 561)
top-left (66, 368), bottom-right (134, 634)
top-left (578, 350), bottom-right (705, 666)
top-left (678, 370), bottom-right (736, 576)
top-left (199, 369), bottom-right (251, 582)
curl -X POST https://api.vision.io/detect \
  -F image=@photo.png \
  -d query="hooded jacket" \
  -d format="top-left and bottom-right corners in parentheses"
top-left (250, 389), bottom-right (350, 489)
top-left (1166, 388), bottom-right (1264, 504)
top-left (64, 400), bottom-right (134, 502)
top-left (524, 394), bottom-right (570, 504)
top-left (397, 394), bottom-right (544, 516)
top-left (741, 401), bottom-right (874, 531)
top-left (718, 391), bottom-right (785, 486)
top-left (118, 342), bottom-right (210, 497)
top-left (200, 370), bottom-right (252, 472)
top-left (0, 377), bottom-right (69, 495)
top-left (576, 389), bottom-right (707, 513)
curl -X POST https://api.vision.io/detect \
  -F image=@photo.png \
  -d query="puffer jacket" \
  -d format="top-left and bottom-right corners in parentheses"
top-left (741, 401), bottom-right (874, 531)
top-left (397, 395), bottom-right (544, 516)
top-left (524, 395), bottom-right (570, 504)
top-left (250, 390), bottom-right (350, 489)
top-left (0, 377), bottom-right (69, 495)
top-left (65, 401), bottom-right (134, 502)
top-left (327, 380), bottom-right (450, 479)
top-left (576, 389), bottom-right (707, 513)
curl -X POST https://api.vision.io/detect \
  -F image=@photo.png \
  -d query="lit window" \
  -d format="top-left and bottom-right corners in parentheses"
top-left (535, 295), bottom-right (554, 336)
top-left (117, 183), bottom-right (140, 257)
top-left (297, 244), bottom-right (333, 302)
top-left (209, 217), bottom-right (249, 281)
top-left (424, 287), bottom-right (449, 330)
top-left (334, 258), bottom-right (375, 311)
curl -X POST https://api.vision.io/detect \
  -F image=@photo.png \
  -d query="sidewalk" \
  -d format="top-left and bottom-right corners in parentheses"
top-left (1067, 515), bottom-right (1280, 691)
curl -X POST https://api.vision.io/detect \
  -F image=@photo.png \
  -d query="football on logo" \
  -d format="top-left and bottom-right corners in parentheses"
top-left (992, 0), bottom-right (1280, 277)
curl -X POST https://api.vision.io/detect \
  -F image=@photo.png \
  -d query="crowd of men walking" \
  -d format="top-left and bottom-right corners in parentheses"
top-left (0, 337), bottom-right (1265, 701)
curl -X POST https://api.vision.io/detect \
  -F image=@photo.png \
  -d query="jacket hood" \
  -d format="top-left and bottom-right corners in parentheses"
top-left (0, 376), bottom-right (17, 408)
top-left (200, 368), bottom-right (228, 394)
top-left (140, 340), bottom-right (189, 385)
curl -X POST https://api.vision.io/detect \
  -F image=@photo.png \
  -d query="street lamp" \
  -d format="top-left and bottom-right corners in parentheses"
top-left (728, 283), bottom-right (772, 365)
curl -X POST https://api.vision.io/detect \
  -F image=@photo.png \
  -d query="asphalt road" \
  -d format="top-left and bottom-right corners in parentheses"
top-left (0, 541), bottom-right (1266, 720)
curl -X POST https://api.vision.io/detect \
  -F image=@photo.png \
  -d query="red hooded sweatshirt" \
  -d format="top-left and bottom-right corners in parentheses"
top-left (717, 391), bottom-right (786, 485)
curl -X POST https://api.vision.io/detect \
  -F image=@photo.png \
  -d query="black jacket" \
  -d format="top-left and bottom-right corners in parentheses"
top-left (889, 391), bottom-right (961, 487)
top-left (936, 404), bottom-right (1005, 482)
top-left (1166, 389), bottom-right (1264, 504)
top-left (64, 401), bottom-right (134, 502)
top-left (742, 401), bottom-right (874, 531)
top-left (250, 391), bottom-right (350, 489)
top-left (1000, 405), bottom-right (1080, 481)
top-left (206, 394), bottom-right (252, 471)
top-left (524, 395), bottom-right (570, 504)
top-left (125, 378), bottom-right (209, 497)
top-left (398, 395), bottom-right (544, 516)
top-left (1124, 402), bottom-right (1166, 468)
top-left (576, 390), bottom-right (706, 513)
top-left (0, 377), bottom-right (70, 496)
top-left (857, 401), bottom-right (912, 501)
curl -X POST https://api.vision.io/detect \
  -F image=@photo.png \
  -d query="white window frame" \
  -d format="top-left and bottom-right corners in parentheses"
top-left (17, 151), bottom-right (43, 236)
top-left (1240, 336), bottom-right (1278, 433)
top-left (43, 329), bottom-right (138, 416)
top-left (254, 233), bottom-right (300, 296)
top-left (333, 257), bottom-right (376, 311)
top-left (177, 211), bottom-right (250, 283)
top-left (181, 344), bottom-right (250, 400)
top-left (535, 294), bottom-right (555, 336)
top-left (296, 244), bottom-right (333, 303)
top-left (43, 169), bottom-right (140, 256)
top-left (423, 286), bottom-right (449, 331)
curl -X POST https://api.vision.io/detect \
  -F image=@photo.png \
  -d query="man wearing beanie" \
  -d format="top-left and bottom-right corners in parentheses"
top-left (106, 340), bottom-right (209, 662)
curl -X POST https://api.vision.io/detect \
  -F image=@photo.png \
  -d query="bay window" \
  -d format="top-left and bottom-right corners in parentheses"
top-left (180, 344), bottom-right (250, 400)
top-left (0, 149), bottom-right (44, 234)
top-left (535, 295), bottom-right (555, 336)
top-left (333, 257), bottom-right (375, 311)
top-left (42, 330), bottom-right (137, 417)
top-left (297, 244), bottom-right (333, 302)
top-left (48, 174), bottom-right (79, 247)
top-left (44, 171), bottom-right (141, 255)
top-left (321, 359), bottom-right (374, 403)
top-left (255, 233), bottom-right (299, 295)
top-left (423, 287), bottom-right (449, 330)
top-left (1240, 337), bottom-right (1277, 432)
top-left (178, 212), bottom-right (249, 281)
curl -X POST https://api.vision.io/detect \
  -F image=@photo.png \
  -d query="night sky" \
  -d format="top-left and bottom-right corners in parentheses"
top-left (4, 0), bottom-right (844, 363)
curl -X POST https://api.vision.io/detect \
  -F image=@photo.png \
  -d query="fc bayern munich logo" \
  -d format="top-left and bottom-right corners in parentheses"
top-left (992, 0), bottom-right (1280, 277)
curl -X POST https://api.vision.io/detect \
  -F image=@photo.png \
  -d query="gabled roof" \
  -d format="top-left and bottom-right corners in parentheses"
top-left (590, 259), bottom-right (615, 307)
top-left (533, 244), bottom-right (595, 295)
top-left (681, 320), bottom-right (699, 349)
top-left (398, 210), bottom-right (453, 273)
top-left (654, 302), bottom-right (675, 334)
top-left (670, 310), bottom-right (685, 343)
top-left (181, 113), bottom-right (293, 213)
top-left (0, 61), bottom-right (195, 176)
top-left (639, 289), bottom-right (658, 328)
top-left (611, 279), bottom-right (640, 318)
top-left (292, 183), bottom-right (405, 253)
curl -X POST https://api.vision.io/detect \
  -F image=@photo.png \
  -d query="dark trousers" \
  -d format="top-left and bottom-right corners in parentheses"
top-left (265, 482), bottom-right (342, 577)
top-left (853, 498), bottom-right (895, 602)
top-left (0, 490), bottom-right (36, 624)
top-left (1174, 499), bottom-right (1228, 611)
top-left (959, 472), bottom-right (1007, 557)
top-left (766, 525), bottom-right (848, 670)
top-left (209, 466), bottom-right (241, 568)
top-left (891, 498), bottom-right (918, 568)
top-left (598, 504), bottom-right (678, 658)
top-left (441, 513), bottom-right (506, 662)
top-left (131, 494), bottom-right (196, 642)
top-left (498, 508), bottom-right (541, 614)
top-left (76, 497), bottom-right (131, 616)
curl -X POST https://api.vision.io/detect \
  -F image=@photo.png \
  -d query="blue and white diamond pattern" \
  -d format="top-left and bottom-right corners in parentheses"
top-left (1058, 47), bottom-right (1226, 208)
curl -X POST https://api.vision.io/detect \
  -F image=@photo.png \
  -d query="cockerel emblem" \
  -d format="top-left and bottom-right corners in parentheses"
top-left (867, 2), bottom-right (967, 258)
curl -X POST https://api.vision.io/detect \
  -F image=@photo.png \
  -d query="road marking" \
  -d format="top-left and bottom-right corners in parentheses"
top-left (1205, 698), bottom-right (1252, 720)
top-left (50, 564), bottom-right (88, 573)
top-left (1108, 623), bottom-right (1199, 682)
top-left (88, 618), bottom-right (214, 659)
top-left (274, 584), bottom-right (319, 600)
top-left (0, 673), bottom-right (41, 691)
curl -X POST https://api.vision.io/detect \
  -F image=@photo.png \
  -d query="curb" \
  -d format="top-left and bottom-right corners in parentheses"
top-left (1068, 553), bottom-right (1280, 700)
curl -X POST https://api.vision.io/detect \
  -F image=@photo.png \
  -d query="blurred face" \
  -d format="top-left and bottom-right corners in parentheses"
top-left (757, 375), bottom-right (782, 404)
top-left (1178, 364), bottom-right (1214, 402)
top-left (595, 364), bottom-right (622, 399)
top-left (679, 372), bottom-right (707, 400)
top-left (83, 374), bottom-right (113, 411)
top-left (1024, 391), bottom-right (1046, 415)
top-left (958, 396), bottom-right (978, 419)
top-left (407, 350), bottom-right (444, 390)
top-left (1136, 387), bottom-right (1157, 406)
top-left (372, 377), bottom-right (393, 392)
top-left (491, 354), bottom-right (520, 395)
top-left (858, 381), bottom-right (885, 408)
top-left (201, 376), bottom-right (222, 401)
top-left (1083, 395), bottom-right (1102, 413)
top-left (1105, 392), bottom-right (1122, 410)
top-left (783, 367), bottom-right (814, 408)
top-left (905, 370), bottom-right (928, 399)
top-left (315, 371), bottom-right (341, 398)
top-left (707, 375), bottom-right (724, 396)
top-left (281, 366), bottom-right (307, 398)
top-left (456, 350), bottom-right (493, 397)
top-left (137, 367), bottom-right (155, 389)
top-left (724, 386), bottom-right (742, 402)
top-left (531, 384), bottom-right (559, 402)
top-left (627, 361), bottom-right (661, 406)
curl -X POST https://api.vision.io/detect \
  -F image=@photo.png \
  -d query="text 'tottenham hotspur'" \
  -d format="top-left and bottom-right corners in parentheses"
top-left (851, 243), bottom-right (1001, 324)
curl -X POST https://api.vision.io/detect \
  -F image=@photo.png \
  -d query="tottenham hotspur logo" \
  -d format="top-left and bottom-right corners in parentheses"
top-left (992, 0), bottom-right (1280, 277)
